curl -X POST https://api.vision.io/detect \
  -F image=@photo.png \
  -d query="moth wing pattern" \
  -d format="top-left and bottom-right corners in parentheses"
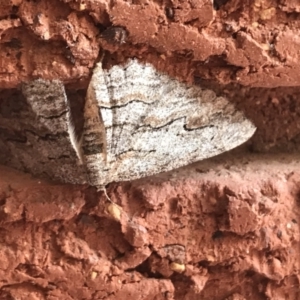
top-left (81, 63), bottom-right (108, 188)
top-left (20, 79), bottom-right (86, 184)
top-left (82, 59), bottom-right (256, 188)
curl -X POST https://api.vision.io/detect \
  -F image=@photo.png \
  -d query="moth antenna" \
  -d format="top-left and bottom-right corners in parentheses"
top-left (99, 50), bottom-right (105, 63)
top-left (102, 186), bottom-right (131, 221)
top-left (102, 186), bottom-right (113, 203)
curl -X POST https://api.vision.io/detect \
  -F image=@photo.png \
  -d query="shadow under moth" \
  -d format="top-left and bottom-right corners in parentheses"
top-left (3, 59), bottom-right (256, 189)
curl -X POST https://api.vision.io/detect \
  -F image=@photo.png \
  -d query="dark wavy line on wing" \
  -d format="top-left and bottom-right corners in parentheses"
top-left (1, 129), bottom-right (70, 143)
top-left (36, 110), bottom-right (68, 120)
top-left (99, 94), bottom-right (199, 109)
top-left (99, 98), bottom-right (158, 109)
top-left (105, 116), bottom-right (216, 131)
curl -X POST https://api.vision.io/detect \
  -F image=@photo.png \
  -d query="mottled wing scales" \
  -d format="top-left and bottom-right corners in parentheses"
top-left (81, 63), bottom-right (108, 188)
top-left (22, 80), bottom-right (82, 160)
top-left (82, 59), bottom-right (256, 188)
top-left (21, 79), bottom-right (86, 184)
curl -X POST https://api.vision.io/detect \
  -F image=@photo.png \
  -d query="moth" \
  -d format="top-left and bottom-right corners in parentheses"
top-left (19, 59), bottom-right (256, 189)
